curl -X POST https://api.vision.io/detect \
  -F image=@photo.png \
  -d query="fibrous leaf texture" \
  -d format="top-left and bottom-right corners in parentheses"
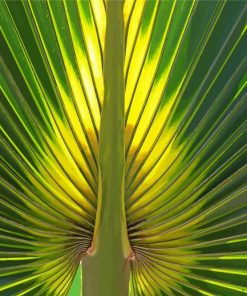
top-left (0, 0), bottom-right (247, 296)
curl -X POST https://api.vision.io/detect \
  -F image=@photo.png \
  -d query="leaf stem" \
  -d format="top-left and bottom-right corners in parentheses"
top-left (82, 1), bottom-right (131, 295)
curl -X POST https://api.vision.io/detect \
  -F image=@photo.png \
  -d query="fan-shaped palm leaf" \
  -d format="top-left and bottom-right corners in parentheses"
top-left (0, 0), bottom-right (246, 295)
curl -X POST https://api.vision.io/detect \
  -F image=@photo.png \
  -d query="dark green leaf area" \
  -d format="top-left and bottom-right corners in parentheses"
top-left (186, 277), bottom-right (246, 296)
top-left (169, 1), bottom-right (246, 127)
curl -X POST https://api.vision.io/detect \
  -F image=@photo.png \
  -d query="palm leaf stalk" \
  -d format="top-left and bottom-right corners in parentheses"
top-left (0, 1), bottom-right (247, 296)
top-left (83, 1), bottom-right (131, 295)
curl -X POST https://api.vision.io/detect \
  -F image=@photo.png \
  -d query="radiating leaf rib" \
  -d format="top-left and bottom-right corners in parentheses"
top-left (125, 0), bottom-right (177, 159)
top-left (123, 0), bottom-right (136, 34)
top-left (63, 0), bottom-right (101, 131)
top-left (124, 0), bottom-right (148, 84)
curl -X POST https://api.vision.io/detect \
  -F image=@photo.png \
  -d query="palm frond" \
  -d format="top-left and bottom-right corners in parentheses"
top-left (1, 0), bottom-right (105, 294)
top-left (125, 1), bottom-right (247, 295)
top-left (0, 0), bottom-right (246, 295)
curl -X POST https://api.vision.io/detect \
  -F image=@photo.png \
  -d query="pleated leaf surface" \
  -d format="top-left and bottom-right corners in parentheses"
top-left (1, 0), bottom-right (247, 295)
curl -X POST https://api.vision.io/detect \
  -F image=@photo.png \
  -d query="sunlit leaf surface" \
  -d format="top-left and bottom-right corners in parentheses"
top-left (1, 1), bottom-right (104, 294)
top-left (1, 0), bottom-right (246, 295)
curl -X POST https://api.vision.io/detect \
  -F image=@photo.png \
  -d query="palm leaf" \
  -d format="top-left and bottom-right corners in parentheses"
top-left (0, 0), bottom-right (246, 295)
top-left (1, 1), bottom-right (102, 294)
